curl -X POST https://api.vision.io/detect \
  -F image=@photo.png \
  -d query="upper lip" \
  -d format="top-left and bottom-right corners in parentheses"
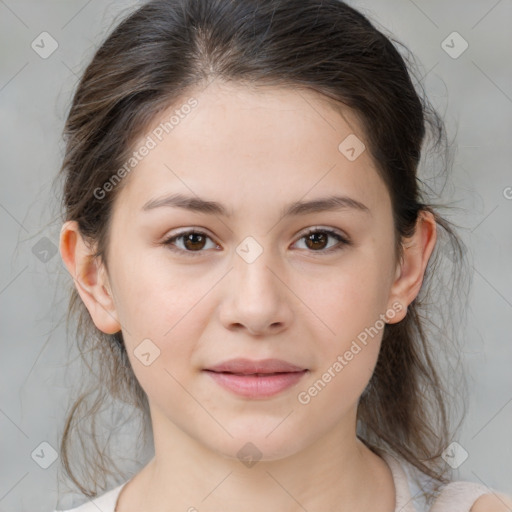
top-left (204, 358), bottom-right (307, 374)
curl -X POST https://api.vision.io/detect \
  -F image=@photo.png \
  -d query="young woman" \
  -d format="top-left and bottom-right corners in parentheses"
top-left (55, 0), bottom-right (512, 510)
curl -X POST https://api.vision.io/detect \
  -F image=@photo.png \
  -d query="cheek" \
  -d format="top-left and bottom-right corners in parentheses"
top-left (297, 254), bottom-right (391, 342)
top-left (296, 331), bottom-right (382, 428)
top-left (296, 249), bottom-right (389, 393)
top-left (110, 258), bottom-right (211, 384)
top-left (120, 306), bottom-right (202, 411)
top-left (298, 307), bottom-right (384, 417)
top-left (112, 250), bottom-right (206, 332)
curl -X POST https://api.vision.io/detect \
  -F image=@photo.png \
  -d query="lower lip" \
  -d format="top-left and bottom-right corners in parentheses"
top-left (203, 370), bottom-right (308, 398)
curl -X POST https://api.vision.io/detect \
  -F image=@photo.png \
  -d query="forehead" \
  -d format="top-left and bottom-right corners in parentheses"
top-left (115, 81), bottom-right (388, 217)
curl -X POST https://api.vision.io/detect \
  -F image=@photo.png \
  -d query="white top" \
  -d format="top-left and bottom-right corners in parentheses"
top-left (54, 451), bottom-right (493, 512)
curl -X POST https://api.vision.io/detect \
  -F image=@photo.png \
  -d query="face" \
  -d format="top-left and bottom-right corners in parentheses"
top-left (67, 81), bottom-right (415, 462)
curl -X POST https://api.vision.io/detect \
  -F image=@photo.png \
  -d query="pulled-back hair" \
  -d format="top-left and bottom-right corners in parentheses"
top-left (56, 0), bottom-right (469, 503)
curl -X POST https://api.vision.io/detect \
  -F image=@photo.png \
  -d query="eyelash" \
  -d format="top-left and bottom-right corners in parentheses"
top-left (161, 227), bottom-right (351, 257)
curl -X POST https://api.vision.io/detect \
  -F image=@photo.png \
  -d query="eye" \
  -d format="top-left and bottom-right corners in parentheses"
top-left (292, 227), bottom-right (351, 254)
top-left (162, 229), bottom-right (219, 257)
top-left (161, 227), bottom-right (351, 258)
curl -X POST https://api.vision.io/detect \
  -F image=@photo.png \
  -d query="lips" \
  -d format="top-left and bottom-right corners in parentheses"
top-left (203, 358), bottom-right (308, 398)
top-left (204, 357), bottom-right (307, 374)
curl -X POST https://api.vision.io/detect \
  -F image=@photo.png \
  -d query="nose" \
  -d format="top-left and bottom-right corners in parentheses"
top-left (218, 247), bottom-right (293, 337)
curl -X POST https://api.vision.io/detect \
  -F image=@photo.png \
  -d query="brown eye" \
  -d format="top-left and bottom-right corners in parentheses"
top-left (182, 232), bottom-right (207, 251)
top-left (162, 230), bottom-right (218, 257)
top-left (294, 228), bottom-right (351, 254)
top-left (162, 227), bottom-right (350, 258)
top-left (304, 231), bottom-right (329, 250)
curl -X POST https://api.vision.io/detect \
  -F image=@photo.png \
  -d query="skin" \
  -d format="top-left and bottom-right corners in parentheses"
top-left (472, 494), bottom-right (512, 512)
top-left (60, 81), bottom-right (438, 512)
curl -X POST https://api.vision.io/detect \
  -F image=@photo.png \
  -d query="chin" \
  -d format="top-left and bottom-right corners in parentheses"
top-left (202, 424), bottom-right (310, 464)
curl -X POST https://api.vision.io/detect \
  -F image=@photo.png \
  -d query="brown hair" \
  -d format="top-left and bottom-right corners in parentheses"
top-left (55, 0), bottom-right (470, 504)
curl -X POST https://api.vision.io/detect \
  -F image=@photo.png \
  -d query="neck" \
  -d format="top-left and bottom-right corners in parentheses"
top-left (119, 404), bottom-right (395, 512)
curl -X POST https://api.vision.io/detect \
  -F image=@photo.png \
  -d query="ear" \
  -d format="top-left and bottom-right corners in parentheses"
top-left (59, 220), bottom-right (121, 334)
top-left (386, 210), bottom-right (437, 324)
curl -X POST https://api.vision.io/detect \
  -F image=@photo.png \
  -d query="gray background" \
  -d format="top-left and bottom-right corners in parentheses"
top-left (1, 1), bottom-right (511, 510)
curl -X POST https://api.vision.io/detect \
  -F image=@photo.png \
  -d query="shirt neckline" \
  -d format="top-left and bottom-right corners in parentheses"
top-left (112, 479), bottom-right (130, 512)
top-left (111, 450), bottom-right (415, 512)
top-left (379, 451), bottom-right (418, 512)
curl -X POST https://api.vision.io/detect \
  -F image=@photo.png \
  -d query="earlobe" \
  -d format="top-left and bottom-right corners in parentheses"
top-left (386, 210), bottom-right (437, 324)
top-left (59, 220), bottom-right (121, 334)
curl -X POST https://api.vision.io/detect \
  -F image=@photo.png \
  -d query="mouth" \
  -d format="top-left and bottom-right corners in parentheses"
top-left (202, 368), bottom-right (309, 398)
top-left (205, 370), bottom-right (303, 376)
top-left (204, 357), bottom-right (307, 374)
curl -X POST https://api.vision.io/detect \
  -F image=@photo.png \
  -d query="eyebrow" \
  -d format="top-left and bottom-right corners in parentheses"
top-left (142, 193), bottom-right (371, 218)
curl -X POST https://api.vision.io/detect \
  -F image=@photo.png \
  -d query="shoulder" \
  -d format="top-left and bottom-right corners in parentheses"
top-left (470, 492), bottom-right (512, 512)
top-left (427, 479), bottom-right (512, 512)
